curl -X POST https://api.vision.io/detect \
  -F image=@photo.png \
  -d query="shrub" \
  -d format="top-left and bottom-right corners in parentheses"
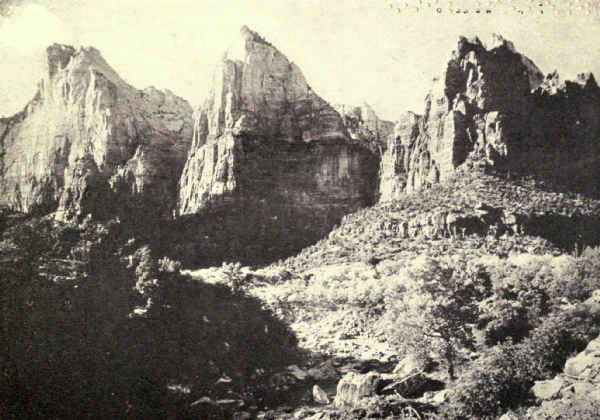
top-left (520, 305), bottom-right (600, 378)
top-left (384, 256), bottom-right (482, 379)
top-left (219, 261), bottom-right (245, 293)
top-left (442, 305), bottom-right (600, 418)
top-left (158, 256), bottom-right (183, 273)
top-left (478, 297), bottom-right (531, 345)
top-left (542, 247), bottom-right (600, 302)
top-left (440, 340), bottom-right (533, 419)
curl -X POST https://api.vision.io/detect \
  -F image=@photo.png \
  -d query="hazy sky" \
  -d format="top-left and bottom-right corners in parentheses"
top-left (1, 0), bottom-right (599, 120)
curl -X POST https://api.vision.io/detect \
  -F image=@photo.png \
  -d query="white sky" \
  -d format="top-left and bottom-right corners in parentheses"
top-left (1, 0), bottom-right (599, 120)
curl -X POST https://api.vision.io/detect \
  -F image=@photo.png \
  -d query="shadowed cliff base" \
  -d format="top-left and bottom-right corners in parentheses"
top-left (161, 136), bottom-right (380, 268)
top-left (155, 197), bottom-right (369, 268)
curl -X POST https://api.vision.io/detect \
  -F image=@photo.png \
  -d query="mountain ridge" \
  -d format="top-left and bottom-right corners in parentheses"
top-left (0, 42), bottom-right (194, 221)
top-left (3, 26), bottom-right (600, 420)
top-left (1, 27), bottom-right (600, 264)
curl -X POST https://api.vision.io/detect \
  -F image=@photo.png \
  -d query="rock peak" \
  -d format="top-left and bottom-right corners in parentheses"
top-left (488, 33), bottom-right (516, 52)
top-left (46, 43), bottom-right (76, 77)
top-left (576, 72), bottom-right (598, 89)
top-left (239, 25), bottom-right (271, 45)
top-left (2, 43), bottom-right (194, 220)
top-left (45, 43), bottom-right (120, 84)
top-left (224, 26), bottom-right (277, 63)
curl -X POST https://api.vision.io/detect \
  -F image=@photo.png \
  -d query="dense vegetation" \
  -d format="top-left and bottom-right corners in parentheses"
top-left (245, 168), bottom-right (600, 419)
top-left (0, 212), bottom-right (298, 419)
top-left (2, 166), bottom-right (600, 419)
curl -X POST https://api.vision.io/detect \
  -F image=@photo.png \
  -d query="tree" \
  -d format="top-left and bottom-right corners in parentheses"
top-left (385, 256), bottom-right (481, 379)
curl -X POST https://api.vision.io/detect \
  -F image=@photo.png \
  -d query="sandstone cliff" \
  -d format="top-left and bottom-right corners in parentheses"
top-left (174, 26), bottom-right (378, 264)
top-left (380, 34), bottom-right (600, 201)
top-left (334, 103), bottom-right (394, 154)
top-left (0, 44), bottom-right (193, 221)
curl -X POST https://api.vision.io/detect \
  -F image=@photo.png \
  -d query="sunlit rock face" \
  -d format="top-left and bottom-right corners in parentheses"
top-left (380, 34), bottom-right (600, 201)
top-left (176, 26), bottom-right (378, 262)
top-left (379, 111), bottom-right (422, 201)
top-left (334, 103), bottom-right (394, 154)
top-left (0, 44), bottom-right (193, 221)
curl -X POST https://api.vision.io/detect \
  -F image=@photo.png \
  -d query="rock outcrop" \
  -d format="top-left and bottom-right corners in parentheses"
top-left (334, 372), bottom-right (383, 408)
top-left (380, 34), bottom-right (600, 201)
top-left (528, 334), bottom-right (600, 419)
top-left (174, 26), bottom-right (378, 264)
top-left (0, 44), bottom-right (193, 221)
top-left (334, 103), bottom-right (394, 154)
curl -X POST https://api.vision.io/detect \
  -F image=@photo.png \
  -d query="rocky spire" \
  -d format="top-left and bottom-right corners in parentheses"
top-left (176, 26), bottom-right (379, 263)
top-left (380, 34), bottom-right (600, 201)
top-left (0, 44), bottom-right (193, 220)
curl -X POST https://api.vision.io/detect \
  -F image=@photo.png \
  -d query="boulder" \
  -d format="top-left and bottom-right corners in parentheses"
top-left (528, 337), bottom-right (600, 419)
top-left (287, 365), bottom-right (310, 381)
top-left (393, 354), bottom-right (427, 377)
top-left (564, 336), bottom-right (600, 380)
top-left (334, 372), bottom-right (383, 408)
top-left (379, 372), bottom-right (428, 398)
top-left (532, 376), bottom-right (567, 401)
top-left (313, 385), bottom-right (330, 405)
top-left (584, 289), bottom-right (600, 306)
top-left (308, 360), bottom-right (339, 382)
top-left (431, 389), bottom-right (451, 405)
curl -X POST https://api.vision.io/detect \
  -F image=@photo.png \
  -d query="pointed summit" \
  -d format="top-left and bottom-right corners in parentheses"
top-left (225, 25), bottom-right (277, 63)
top-left (44, 43), bottom-right (127, 91)
top-left (46, 43), bottom-right (76, 77)
top-left (487, 33), bottom-right (516, 52)
top-left (1, 43), bottom-right (193, 220)
top-left (239, 25), bottom-right (271, 45)
top-left (197, 26), bottom-right (346, 143)
top-left (177, 26), bottom-right (379, 257)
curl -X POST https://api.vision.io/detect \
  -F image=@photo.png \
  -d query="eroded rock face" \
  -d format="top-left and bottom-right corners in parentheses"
top-left (334, 103), bottom-right (394, 154)
top-left (380, 34), bottom-right (600, 200)
top-left (176, 27), bottom-right (378, 263)
top-left (379, 111), bottom-right (422, 200)
top-left (0, 44), bottom-right (193, 221)
top-left (334, 372), bottom-right (383, 408)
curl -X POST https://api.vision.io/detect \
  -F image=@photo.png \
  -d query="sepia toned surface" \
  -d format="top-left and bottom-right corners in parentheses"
top-left (2, 1), bottom-right (600, 419)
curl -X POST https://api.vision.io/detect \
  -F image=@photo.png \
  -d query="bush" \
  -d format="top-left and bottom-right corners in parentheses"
top-left (442, 305), bottom-right (600, 418)
top-left (384, 256), bottom-right (482, 379)
top-left (440, 340), bottom-right (533, 419)
top-left (1, 219), bottom-right (300, 418)
top-left (521, 305), bottom-right (600, 378)
top-left (478, 297), bottom-right (531, 345)
top-left (158, 256), bottom-right (183, 273)
top-left (542, 247), bottom-right (600, 302)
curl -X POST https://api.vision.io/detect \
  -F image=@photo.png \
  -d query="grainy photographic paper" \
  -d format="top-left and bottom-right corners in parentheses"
top-left (1, 1), bottom-right (599, 418)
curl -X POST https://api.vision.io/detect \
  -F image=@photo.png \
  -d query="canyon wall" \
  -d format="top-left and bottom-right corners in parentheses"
top-left (380, 34), bottom-right (600, 201)
top-left (0, 44), bottom-right (193, 221)
top-left (173, 27), bottom-right (379, 264)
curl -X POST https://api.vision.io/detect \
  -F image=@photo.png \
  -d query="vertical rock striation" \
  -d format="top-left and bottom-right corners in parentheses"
top-left (334, 103), bottom-right (394, 154)
top-left (175, 26), bottom-right (378, 263)
top-left (0, 44), bottom-right (193, 221)
top-left (380, 34), bottom-right (600, 201)
top-left (380, 34), bottom-right (544, 201)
